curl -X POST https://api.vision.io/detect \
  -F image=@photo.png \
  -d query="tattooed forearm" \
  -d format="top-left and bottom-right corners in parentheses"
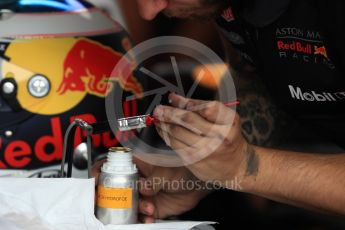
top-left (228, 68), bottom-right (292, 147)
top-left (220, 38), bottom-right (292, 147)
top-left (245, 144), bottom-right (259, 177)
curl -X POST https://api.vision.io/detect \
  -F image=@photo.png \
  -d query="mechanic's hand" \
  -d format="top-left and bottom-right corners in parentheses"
top-left (135, 158), bottom-right (210, 223)
top-left (153, 93), bottom-right (251, 189)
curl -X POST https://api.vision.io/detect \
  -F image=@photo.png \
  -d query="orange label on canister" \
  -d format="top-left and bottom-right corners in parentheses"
top-left (97, 186), bottom-right (133, 209)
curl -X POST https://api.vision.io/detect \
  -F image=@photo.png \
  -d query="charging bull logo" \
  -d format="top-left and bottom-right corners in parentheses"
top-left (2, 37), bottom-right (143, 115)
top-left (314, 45), bottom-right (329, 60)
top-left (57, 38), bottom-right (142, 97)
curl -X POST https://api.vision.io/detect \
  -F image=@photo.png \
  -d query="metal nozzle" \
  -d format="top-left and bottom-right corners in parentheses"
top-left (117, 115), bottom-right (151, 131)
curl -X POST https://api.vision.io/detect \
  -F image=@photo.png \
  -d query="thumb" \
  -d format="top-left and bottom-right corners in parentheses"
top-left (139, 174), bottom-right (164, 197)
top-left (139, 166), bottom-right (183, 196)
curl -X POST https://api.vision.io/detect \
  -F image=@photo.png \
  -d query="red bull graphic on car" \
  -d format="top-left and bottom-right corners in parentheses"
top-left (0, 36), bottom-right (143, 170)
top-left (57, 38), bottom-right (143, 98)
top-left (2, 37), bottom-right (143, 115)
top-left (0, 2), bottom-right (145, 172)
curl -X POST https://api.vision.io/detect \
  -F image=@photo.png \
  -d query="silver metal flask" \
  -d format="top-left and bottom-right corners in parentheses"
top-left (96, 147), bottom-right (138, 225)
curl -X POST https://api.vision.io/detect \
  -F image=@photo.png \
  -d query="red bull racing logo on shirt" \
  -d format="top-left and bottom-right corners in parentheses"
top-left (276, 27), bottom-right (334, 69)
top-left (314, 46), bottom-right (329, 60)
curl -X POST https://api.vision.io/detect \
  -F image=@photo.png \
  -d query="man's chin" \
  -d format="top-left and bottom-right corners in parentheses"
top-left (162, 3), bottom-right (230, 20)
top-left (163, 11), bottom-right (223, 20)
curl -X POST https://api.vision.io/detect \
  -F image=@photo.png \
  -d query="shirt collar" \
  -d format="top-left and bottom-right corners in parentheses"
top-left (240, 0), bottom-right (290, 27)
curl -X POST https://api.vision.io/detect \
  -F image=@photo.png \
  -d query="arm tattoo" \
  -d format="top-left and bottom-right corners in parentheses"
top-left (221, 39), bottom-right (293, 148)
top-left (245, 144), bottom-right (259, 177)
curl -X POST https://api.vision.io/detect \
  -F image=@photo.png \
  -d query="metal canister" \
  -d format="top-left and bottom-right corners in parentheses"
top-left (96, 147), bottom-right (138, 225)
